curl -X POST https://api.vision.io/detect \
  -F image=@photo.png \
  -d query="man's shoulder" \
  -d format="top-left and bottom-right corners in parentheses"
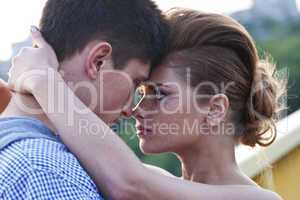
top-left (0, 138), bottom-right (100, 197)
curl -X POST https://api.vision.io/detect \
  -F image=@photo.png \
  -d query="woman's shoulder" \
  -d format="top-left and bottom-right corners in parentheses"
top-left (258, 189), bottom-right (282, 200)
top-left (208, 184), bottom-right (283, 200)
top-left (241, 186), bottom-right (283, 200)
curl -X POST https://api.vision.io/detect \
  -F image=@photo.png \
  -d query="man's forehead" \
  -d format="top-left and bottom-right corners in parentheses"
top-left (124, 59), bottom-right (151, 80)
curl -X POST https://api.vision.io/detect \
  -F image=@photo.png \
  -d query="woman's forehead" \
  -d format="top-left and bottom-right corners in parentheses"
top-left (148, 64), bottom-right (179, 84)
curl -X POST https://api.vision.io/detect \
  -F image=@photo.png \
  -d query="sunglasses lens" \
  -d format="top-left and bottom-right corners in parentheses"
top-left (132, 84), bottom-right (158, 111)
top-left (133, 85), bottom-right (147, 111)
top-left (134, 85), bottom-right (146, 106)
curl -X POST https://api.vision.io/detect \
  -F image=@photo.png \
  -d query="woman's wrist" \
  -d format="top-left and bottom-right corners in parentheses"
top-left (30, 67), bottom-right (62, 95)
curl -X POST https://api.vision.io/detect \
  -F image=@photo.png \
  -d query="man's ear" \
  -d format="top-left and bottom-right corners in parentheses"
top-left (85, 42), bottom-right (112, 80)
top-left (206, 94), bottom-right (229, 126)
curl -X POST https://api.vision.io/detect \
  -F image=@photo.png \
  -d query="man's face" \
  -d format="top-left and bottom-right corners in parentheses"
top-left (59, 42), bottom-right (151, 125)
top-left (94, 59), bottom-right (150, 124)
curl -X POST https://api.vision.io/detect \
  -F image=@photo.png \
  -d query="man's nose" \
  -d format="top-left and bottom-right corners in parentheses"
top-left (132, 105), bottom-right (144, 121)
top-left (132, 98), bottom-right (152, 121)
top-left (121, 105), bottom-right (133, 118)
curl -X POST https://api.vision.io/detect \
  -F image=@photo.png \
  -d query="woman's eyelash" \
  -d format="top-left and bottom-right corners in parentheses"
top-left (156, 89), bottom-right (168, 100)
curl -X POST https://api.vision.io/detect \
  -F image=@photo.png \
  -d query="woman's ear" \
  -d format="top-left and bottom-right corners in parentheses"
top-left (206, 94), bottom-right (229, 126)
top-left (85, 42), bottom-right (112, 80)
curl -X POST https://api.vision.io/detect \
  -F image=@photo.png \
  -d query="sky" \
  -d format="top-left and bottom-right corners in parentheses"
top-left (0, 0), bottom-right (300, 61)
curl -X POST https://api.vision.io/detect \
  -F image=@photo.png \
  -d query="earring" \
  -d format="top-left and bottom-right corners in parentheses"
top-left (96, 61), bottom-right (103, 72)
top-left (96, 65), bottom-right (101, 72)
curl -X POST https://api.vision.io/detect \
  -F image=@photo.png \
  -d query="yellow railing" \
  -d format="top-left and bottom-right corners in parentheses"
top-left (236, 110), bottom-right (300, 200)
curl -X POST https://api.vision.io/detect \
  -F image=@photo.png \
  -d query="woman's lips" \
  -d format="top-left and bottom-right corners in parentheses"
top-left (136, 125), bottom-right (153, 137)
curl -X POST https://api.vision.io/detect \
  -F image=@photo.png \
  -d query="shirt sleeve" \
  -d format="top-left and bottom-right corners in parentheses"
top-left (2, 168), bottom-right (103, 200)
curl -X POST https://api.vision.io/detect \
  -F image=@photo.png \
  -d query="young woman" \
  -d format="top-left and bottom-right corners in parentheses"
top-left (8, 8), bottom-right (283, 200)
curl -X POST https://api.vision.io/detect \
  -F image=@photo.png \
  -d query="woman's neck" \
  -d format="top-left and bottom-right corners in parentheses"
top-left (177, 135), bottom-right (254, 185)
top-left (1, 92), bottom-right (57, 133)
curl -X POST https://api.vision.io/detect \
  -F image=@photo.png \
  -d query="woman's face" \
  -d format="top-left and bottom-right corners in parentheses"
top-left (133, 64), bottom-right (211, 154)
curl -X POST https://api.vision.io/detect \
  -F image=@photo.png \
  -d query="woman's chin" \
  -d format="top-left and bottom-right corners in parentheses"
top-left (139, 140), bottom-right (167, 154)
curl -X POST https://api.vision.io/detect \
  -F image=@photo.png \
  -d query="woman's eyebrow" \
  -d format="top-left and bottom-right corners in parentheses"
top-left (157, 83), bottom-right (174, 88)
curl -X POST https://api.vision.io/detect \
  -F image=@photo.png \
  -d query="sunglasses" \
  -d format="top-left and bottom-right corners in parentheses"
top-left (132, 83), bottom-right (165, 111)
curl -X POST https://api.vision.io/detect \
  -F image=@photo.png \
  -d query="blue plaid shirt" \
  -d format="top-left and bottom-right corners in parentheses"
top-left (0, 117), bottom-right (104, 200)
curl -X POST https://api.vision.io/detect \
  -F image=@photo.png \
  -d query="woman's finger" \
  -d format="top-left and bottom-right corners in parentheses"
top-left (30, 26), bottom-right (49, 49)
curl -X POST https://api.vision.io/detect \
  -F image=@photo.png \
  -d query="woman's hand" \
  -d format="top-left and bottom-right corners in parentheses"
top-left (8, 26), bottom-right (59, 94)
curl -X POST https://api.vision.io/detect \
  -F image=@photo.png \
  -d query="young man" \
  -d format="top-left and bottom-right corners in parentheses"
top-left (0, 0), bottom-right (169, 199)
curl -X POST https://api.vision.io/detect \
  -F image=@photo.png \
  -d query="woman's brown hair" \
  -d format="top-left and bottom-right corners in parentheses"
top-left (165, 8), bottom-right (286, 147)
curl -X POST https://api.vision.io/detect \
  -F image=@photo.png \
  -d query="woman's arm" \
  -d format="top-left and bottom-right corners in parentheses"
top-left (8, 29), bottom-right (281, 200)
top-left (143, 164), bottom-right (175, 177)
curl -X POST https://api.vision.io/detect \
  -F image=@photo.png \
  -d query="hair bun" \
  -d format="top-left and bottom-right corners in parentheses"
top-left (241, 59), bottom-right (286, 147)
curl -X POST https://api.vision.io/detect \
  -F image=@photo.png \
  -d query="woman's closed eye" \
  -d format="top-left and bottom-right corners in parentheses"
top-left (133, 83), bottom-right (176, 110)
top-left (156, 87), bottom-right (168, 101)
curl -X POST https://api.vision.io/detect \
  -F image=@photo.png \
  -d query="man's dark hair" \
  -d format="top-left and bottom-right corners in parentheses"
top-left (40, 0), bottom-right (169, 68)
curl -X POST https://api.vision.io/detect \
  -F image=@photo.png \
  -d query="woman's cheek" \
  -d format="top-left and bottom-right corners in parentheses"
top-left (159, 97), bottom-right (180, 113)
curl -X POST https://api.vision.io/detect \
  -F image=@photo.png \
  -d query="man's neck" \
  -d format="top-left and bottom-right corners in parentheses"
top-left (1, 92), bottom-right (57, 133)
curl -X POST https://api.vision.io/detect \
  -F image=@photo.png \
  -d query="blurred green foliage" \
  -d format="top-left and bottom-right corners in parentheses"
top-left (257, 23), bottom-right (300, 114)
